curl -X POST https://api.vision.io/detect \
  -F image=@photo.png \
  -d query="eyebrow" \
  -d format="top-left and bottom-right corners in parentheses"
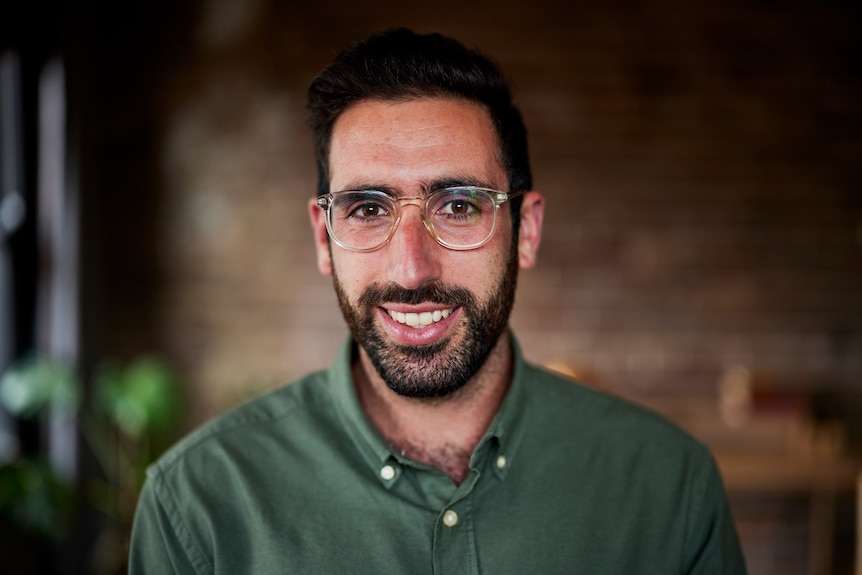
top-left (334, 176), bottom-right (500, 196)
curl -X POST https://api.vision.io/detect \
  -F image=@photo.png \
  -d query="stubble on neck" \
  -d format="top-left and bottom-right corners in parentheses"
top-left (352, 330), bottom-right (513, 485)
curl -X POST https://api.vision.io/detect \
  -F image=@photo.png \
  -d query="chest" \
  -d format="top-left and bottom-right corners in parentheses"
top-left (187, 456), bottom-right (690, 575)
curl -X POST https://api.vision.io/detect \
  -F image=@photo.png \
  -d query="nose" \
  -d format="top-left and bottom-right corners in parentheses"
top-left (385, 204), bottom-right (442, 290)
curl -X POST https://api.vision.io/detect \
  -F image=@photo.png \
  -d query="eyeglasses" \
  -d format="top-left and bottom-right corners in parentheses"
top-left (316, 186), bottom-right (523, 252)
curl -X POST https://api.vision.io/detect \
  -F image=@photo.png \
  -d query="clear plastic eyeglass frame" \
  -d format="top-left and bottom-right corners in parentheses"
top-left (316, 186), bottom-right (524, 252)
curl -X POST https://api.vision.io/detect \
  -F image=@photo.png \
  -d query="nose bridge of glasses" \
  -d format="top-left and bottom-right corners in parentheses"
top-left (390, 196), bottom-right (437, 242)
top-left (391, 195), bottom-right (431, 230)
top-left (393, 195), bottom-right (425, 210)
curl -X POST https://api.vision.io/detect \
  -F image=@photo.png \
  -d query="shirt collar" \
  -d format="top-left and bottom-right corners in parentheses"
top-left (328, 333), bottom-right (530, 487)
top-left (480, 334), bottom-right (528, 481)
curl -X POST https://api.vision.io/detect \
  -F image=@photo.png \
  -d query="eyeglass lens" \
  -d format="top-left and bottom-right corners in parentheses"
top-left (328, 189), bottom-right (498, 250)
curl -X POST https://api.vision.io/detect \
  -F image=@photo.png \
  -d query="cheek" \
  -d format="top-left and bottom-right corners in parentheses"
top-left (331, 252), bottom-right (375, 295)
top-left (446, 245), bottom-right (510, 293)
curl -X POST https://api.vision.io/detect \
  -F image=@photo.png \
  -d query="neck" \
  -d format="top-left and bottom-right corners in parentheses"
top-left (353, 333), bottom-right (513, 485)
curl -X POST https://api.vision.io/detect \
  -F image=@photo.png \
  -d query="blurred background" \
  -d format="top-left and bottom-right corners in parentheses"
top-left (1, 0), bottom-right (860, 573)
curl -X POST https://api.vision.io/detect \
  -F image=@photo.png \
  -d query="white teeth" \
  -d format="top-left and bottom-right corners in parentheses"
top-left (388, 308), bottom-right (454, 328)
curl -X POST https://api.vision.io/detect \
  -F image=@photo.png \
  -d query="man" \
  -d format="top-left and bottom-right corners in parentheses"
top-left (129, 28), bottom-right (747, 574)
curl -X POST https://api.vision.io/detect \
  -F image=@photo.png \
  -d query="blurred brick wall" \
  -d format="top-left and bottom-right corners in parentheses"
top-left (77, 0), bottom-right (860, 572)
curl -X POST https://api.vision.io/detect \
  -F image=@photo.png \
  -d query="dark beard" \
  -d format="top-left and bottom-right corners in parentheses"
top-left (333, 247), bottom-right (519, 398)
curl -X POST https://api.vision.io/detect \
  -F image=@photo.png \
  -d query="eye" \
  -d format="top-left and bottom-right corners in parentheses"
top-left (336, 193), bottom-right (393, 222)
top-left (446, 198), bottom-right (473, 215)
top-left (353, 202), bottom-right (386, 218)
top-left (435, 191), bottom-right (482, 218)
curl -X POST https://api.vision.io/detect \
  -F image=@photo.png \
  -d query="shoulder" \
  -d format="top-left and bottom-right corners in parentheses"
top-left (520, 361), bottom-right (710, 459)
top-left (149, 369), bottom-right (332, 478)
top-left (516, 362), bottom-right (726, 516)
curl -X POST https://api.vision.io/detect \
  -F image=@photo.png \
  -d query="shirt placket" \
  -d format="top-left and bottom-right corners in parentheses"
top-left (427, 423), bottom-right (508, 575)
top-left (432, 488), bottom-right (479, 575)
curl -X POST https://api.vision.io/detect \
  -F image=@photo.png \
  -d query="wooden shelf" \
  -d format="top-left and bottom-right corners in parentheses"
top-left (714, 451), bottom-right (861, 493)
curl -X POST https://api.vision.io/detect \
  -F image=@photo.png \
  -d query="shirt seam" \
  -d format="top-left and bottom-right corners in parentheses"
top-left (152, 471), bottom-right (213, 575)
top-left (681, 447), bottom-right (711, 570)
top-left (154, 389), bottom-right (327, 475)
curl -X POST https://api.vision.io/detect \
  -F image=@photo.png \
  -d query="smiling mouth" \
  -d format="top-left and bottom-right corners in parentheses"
top-left (386, 308), bottom-right (454, 328)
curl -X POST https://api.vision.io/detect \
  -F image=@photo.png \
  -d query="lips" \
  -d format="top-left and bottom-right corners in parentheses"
top-left (386, 308), bottom-right (454, 328)
top-left (358, 283), bottom-right (472, 346)
top-left (377, 305), bottom-right (460, 346)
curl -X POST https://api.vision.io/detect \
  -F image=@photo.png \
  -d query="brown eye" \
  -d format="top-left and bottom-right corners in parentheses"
top-left (342, 198), bottom-right (391, 221)
top-left (360, 203), bottom-right (381, 217)
top-left (449, 200), bottom-right (470, 214)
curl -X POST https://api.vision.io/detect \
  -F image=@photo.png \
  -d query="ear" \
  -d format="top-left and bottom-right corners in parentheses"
top-left (308, 196), bottom-right (332, 276)
top-left (517, 191), bottom-right (544, 269)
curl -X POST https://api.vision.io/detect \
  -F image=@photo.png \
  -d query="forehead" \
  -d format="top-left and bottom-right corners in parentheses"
top-left (328, 98), bottom-right (505, 192)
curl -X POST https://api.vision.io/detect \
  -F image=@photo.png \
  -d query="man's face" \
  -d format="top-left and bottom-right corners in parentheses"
top-left (310, 98), bottom-right (538, 397)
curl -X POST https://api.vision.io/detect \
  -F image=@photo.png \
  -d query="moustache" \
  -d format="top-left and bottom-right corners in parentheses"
top-left (358, 282), bottom-right (476, 308)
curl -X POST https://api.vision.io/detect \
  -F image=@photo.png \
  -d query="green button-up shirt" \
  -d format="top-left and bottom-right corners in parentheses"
top-left (129, 336), bottom-right (746, 574)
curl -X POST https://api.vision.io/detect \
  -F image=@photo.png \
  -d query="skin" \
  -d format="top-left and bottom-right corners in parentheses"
top-left (309, 98), bottom-right (544, 483)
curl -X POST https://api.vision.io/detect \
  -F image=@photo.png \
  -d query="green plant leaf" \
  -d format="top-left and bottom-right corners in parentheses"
top-left (94, 357), bottom-right (181, 438)
top-left (0, 356), bottom-right (80, 419)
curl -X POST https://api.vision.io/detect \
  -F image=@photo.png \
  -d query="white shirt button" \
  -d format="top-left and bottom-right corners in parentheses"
top-left (380, 464), bottom-right (396, 480)
top-left (442, 509), bottom-right (459, 527)
top-left (496, 455), bottom-right (507, 469)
